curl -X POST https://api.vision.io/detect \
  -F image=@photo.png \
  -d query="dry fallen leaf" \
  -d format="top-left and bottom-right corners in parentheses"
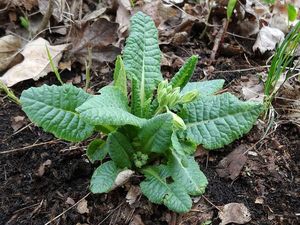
top-left (216, 144), bottom-right (249, 180)
top-left (76, 199), bottom-right (89, 214)
top-left (116, 0), bottom-right (131, 36)
top-left (111, 169), bottom-right (134, 190)
top-left (0, 38), bottom-right (68, 87)
top-left (66, 197), bottom-right (75, 205)
top-left (126, 185), bottom-right (141, 205)
top-left (11, 116), bottom-right (26, 132)
top-left (38, 0), bottom-right (65, 22)
top-left (219, 203), bottom-right (251, 225)
top-left (240, 75), bottom-right (264, 103)
top-left (69, 18), bottom-right (121, 68)
top-left (129, 214), bottom-right (145, 225)
top-left (253, 26), bottom-right (284, 54)
top-left (11, 0), bottom-right (38, 10)
top-left (37, 159), bottom-right (52, 177)
top-left (0, 35), bottom-right (22, 72)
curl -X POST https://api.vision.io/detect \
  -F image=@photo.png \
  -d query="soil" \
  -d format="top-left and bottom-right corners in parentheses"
top-left (0, 12), bottom-right (299, 225)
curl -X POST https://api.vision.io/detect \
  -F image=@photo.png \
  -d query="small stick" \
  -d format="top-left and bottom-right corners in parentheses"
top-left (0, 140), bottom-right (59, 154)
top-left (35, 0), bottom-right (54, 36)
top-left (44, 193), bottom-right (90, 225)
top-left (210, 18), bottom-right (227, 61)
top-left (202, 195), bottom-right (222, 212)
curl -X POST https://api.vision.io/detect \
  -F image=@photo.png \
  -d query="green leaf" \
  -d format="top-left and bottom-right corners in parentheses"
top-left (170, 55), bottom-right (198, 89)
top-left (181, 79), bottom-right (225, 96)
top-left (107, 131), bottom-right (134, 168)
top-left (123, 12), bottom-right (162, 117)
top-left (113, 56), bottom-right (127, 96)
top-left (168, 151), bottom-right (207, 196)
top-left (181, 93), bottom-right (262, 149)
top-left (90, 161), bottom-right (119, 193)
top-left (227, 0), bottom-right (237, 20)
top-left (171, 133), bottom-right (197, 155)
top-left (287, 4), bottom-right (297, 22)
top-left (77, 86), bottom-right (145, 127)
top-left (140, 166), bottom-right (192, 213)
top-left (138, 113), bottom-right (173, 153)
top-left (20, 84), bottom-right (94, 142)
top-left (87, 139), bottom-right (108, 163)
top-left (131, 77), bottom-right (152, 118)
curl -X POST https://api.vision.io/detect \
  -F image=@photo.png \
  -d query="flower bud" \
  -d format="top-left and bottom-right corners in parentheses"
top-left (169, 111), bottom-right (187, 130)
top-left (180, 90), bottom-right (199, 103)
top-left (157, 80), bottom-right (168, 93)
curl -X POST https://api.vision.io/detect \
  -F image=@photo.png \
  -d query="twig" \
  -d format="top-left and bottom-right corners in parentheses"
top-left (202, 195), bottom-right (222, 211)
top-left (44, 193), bottom-right (90, 225)
top-left (0, 140), bottom-right (60, 154)
top-left (98, 202), bottom-right (125, 225)
top-left (35, 0), bottom-right (54, 36)
top-left (210, 19), bottom-right (227, 61)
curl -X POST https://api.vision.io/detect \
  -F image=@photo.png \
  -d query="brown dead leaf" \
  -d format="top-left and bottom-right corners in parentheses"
top-left (66, 197), bottom-right (75, 205)
top-left (116, 0), bottom-right (131, 36)
top-left (37, 159), bottom-right (52, 177)
top-left (126, 185), bottom-right (141, 205)
top-left (216, 144), bottom-right (249, 180)
top-left (38, 0), bottom-right (65, 22)
top-left (219, 203), bottom-right (251, 225)
top-left (76, 199), bottom-right (89, 214)
top-left (0, 38), bottom-right (68, 87)
top-left (69, 18), bottom-right (121, 68)
top-left (0, 35), bottom-right (22, 72)
top-left (11, 116), bottom-right (26, 132)
top-left (129, 214), bottom-right (145, 225)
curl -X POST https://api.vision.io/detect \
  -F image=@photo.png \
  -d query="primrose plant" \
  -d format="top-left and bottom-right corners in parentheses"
top-left (20, 12), bottom-right (262, 213)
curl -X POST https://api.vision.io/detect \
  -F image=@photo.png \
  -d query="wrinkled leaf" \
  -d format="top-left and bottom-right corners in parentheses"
top-left (20, 84), bottom-right (94, 142)
top-left (123, 12), bottom-right (162, 117)
top-left (87, 139), bottom-right (108, 163)
top-left (140, 166), bottom-right (192, 213)
top-left (90, 161), bottom-right (119, 193)
top-left (138, 113), bottom-right (173, 153)
top-left (181, 93), bottom-right (262, 149)
top-left (168, 151), bottom-right (208, 195)
top-left (77, 86), bottom-right (145, 127)
top-left (181, 79), bottom-right (225, 96)
top-left (107, 131), bottom-right (134, 168)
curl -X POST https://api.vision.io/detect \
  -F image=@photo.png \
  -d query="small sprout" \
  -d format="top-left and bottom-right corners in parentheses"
top-left (20, 16), bottom-right (30, 30)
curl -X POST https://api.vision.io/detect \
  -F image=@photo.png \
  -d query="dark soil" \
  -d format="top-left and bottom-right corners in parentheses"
top-left (1, 60), bottom-right (299, 225)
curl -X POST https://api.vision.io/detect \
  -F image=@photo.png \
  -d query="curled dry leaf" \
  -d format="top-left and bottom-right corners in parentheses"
top-left (69, 18), bottom-right (121, 68)
top-left (111, 169), bottom-right (134, 190)
top-left (76, 199), bottom-right (89, 214)
top-left (0, 35), bottom-right (22, 72)
top-left (216, 144), bottom-right (249, 180)
top-left (219, 203), bottom-right (251, 225)
top-left (253, 26), bottom-right (284, 54)
top-left (0, 38), bottom-right (68, 87)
